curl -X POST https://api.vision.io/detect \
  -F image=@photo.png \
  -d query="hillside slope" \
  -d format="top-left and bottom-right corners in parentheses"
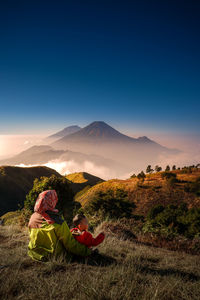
top-left (66, 172), bottom-right (104, 194)
top-left (0, 166), bottom-right (62, 216)
top-left (76, 169), bottom-right (200, 216)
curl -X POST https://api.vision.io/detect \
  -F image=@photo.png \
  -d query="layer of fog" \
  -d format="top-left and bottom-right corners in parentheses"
top-left (16, 149), bottom-right (200, 181)
top-left (16, 159), bottom-right (118, 180)
top-left (0, 135), bottom-right (46, 157)
top-left (1, 133), bottom-right (200, 180)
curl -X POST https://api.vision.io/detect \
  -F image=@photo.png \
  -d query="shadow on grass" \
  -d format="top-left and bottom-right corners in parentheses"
top-left (72, 251), bottom-right (117, 267)
top-left (136, 264), bottom-right (200, 282)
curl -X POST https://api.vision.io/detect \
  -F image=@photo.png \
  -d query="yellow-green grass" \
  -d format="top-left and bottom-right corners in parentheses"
top-left (66, 172), bottom-right (104, 184)
top-left (66, 172), bottom-right (104, 195)
top-left (0, 211), bottom-right (21, 226)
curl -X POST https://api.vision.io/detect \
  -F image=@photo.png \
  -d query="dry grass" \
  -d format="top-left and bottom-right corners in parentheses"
top-left (0, 224), bottom-right (200, 300)
top-left (76, 170), bottom-right (200, 215)
top-left (97, 220), bottom-right (200, 255)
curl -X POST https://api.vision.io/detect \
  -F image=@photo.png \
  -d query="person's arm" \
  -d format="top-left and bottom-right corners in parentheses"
top-left (54, 221), bottom-right (91, 257)
top-left (81, 231), bottom-right (105, 247)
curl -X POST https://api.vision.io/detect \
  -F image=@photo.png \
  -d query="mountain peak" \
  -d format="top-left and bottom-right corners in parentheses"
top-left (88, 121), bottom-right (109, 127)
top-left (51, 121), bottom-right (166, 151)
top-left (51, 121), bottom-right (134, 143)
top-left (79, 121), bottom-right (127, 139)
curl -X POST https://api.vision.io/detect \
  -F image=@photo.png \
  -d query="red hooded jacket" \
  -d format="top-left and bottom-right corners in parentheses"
top-left (70, 227), bottom-right (105, 248)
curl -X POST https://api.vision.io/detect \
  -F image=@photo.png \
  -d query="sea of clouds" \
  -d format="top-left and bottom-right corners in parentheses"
top-left (1, 134), bottom-right (200, 180)
top-left (16, 159), bottom-right (118, 180)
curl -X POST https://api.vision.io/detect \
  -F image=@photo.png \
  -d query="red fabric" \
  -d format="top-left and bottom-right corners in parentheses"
top-left (70, 228), bottom-right (105, 248)
top-left (34, 190), bottom-right (58, 224)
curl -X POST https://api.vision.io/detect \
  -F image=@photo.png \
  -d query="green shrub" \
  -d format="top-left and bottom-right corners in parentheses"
top-left (167, 176), bottom-right (177, 187)
top-left (147, 205), bottom-right (165, 220)
top-left (137, 171), bottom-right (146, 181)
top-left (165, 165), bottom-right (170, 171)
top-left (146, 165), bottom-right (154, 174)
top-left (155, 165), bottom-right (162, 172)
top-left (84, 189), bottom-right (135, 221)
top-left (130, 174), bottom-right (136, 178)
top-left (181, 167), bottom-right (193, 174)
top-left (24, 175), bottom-right (76, 223)
top-left (144, 203), bottom-right (200, 239)
top-left (184, 177), bottom-right (200, 196)
top-left (161, 172), bottom-right (176, 180)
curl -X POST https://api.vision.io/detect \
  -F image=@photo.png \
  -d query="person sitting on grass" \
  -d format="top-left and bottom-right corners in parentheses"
top-left (70, 214), bottom-right (105, 248)
top-left (28, 190), bottom-right (91, 261)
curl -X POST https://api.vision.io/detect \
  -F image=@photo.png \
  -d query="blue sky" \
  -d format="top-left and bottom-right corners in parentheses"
top-left (0, 0), bottom-right (199, 135)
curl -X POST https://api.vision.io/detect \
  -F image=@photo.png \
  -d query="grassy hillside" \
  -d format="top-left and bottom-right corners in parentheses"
top-left (0, 224), bottom-right (199, 300)
top-left (0, 167), bottom-right (199, 299)
top-left (0, 166), bottom-right (62, 216)
top-left (66, 172), bottom-right (104, 195)
top-left (76, 169), bottom-right (200, 216)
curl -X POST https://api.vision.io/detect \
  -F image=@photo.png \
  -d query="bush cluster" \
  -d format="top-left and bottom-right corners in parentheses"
top-left (143, 203), bottom-right (200, 239)
top-left (83, 189), bottom-right (135, 220)
top-left (184, 177), bottom-right (200, 196)
top-left (24, 175), bottom-right (77, 223)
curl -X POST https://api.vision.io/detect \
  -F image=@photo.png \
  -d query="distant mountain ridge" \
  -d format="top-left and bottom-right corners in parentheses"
top-left (0, 121), bottom-right (180, 178)
top-left (47, 125), bottom-right (81, 140)
top-left (51, 121), bottom-right (160, 145)
top-left (0, 144), bottom-right (126, 169)
top-left (50, 121), bottom-right (179, 172)
top-left (0, 145), bottom-right (65, 165)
